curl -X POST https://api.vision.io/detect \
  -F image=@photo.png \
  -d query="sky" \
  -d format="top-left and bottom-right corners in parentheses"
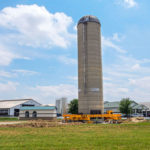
top-left (0, 0), bottom-right (150, 104)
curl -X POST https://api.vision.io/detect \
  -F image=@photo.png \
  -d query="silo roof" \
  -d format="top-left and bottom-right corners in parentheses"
top-left (78, 15), bottom-right (100, 25)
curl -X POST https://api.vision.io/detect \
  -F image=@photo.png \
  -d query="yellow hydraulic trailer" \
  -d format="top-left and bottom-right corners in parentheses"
top-left (63, 110), bottom-right (121, 123)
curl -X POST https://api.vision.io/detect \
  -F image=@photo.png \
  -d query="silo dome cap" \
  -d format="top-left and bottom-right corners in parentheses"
top-left (78, 15), bottom-right (101, 25)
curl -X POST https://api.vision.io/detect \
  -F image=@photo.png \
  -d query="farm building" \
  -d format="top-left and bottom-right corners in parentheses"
top-left (0, 99), bottom-right (41, 117)
top-left (140, 102), bottom-right (150, 117)
top-left (19, 106), bottom-right (57, 120)
top-left (104, 101), bottom-right (149, 116)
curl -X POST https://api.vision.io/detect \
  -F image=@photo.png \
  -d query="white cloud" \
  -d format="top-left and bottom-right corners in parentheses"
top-left (0, 4), bottom-right (75, 48)
top-left (73, 24), bottom-right (77, 31)
top-left (102, 36), bottom-right (126, 53)
top-left (68, 76), bottom-right (78, 81)
top-left (104, 76), bottom-right (150, 102)
top-left (0, 45), bottom-right (18, 66)
top-left (0, 82), bottom-right (77, 104)
top-left (127, 76), bottom-right (150, 100)
top-left (0, 81), bottom-right (19, 92)
top-left (0, 70), bottom-right (12, 78)
top-left (103, 53), bottom-right (150, 102)
top-left (129, 76), bottom-right (150, 89)
top-left (112, 33), bottom-right (120, 42)
top-left (103, 77), bottom-right (112, 81)
top-left (124, 0), bottom-right (137, 8)
top-left (104, 82), bottom-right (129, 101)
top-left (31, 84), bottom-right (77, 102)
top-left (116, 55), bottom-right (150, 74)
top-left (131, 64), bottom-right (140, 70)
top-left (103, 55), bottom-right (150, 90)
top-left (112, 33), bottom-right (122, 42)
top-left (0, 69), bottom-right (38, 78)
top-left (117, 0), bottom-right (137, 8)
top-left (13, 69), bottom-right (38, 76)
top-left (58, 55), bottom-right (77, 65)
top-left (0, 44), bottom-right (30, 66)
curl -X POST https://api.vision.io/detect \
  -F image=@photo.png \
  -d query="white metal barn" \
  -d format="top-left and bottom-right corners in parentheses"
top-left (0, 99), bottom-right (41, 117)
top-left (19, 106), bottom-right (57, 120)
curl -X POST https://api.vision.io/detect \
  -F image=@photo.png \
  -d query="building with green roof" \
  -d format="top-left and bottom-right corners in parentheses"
top-left (19, 106), bottom-right (57, 120)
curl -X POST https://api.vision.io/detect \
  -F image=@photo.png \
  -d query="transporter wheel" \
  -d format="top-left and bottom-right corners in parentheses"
top-left (109, 119), bottom-right (113, 124)
top-left (62, 120), bottom-right (66, 123)
top-left (82, 120), bottom-right (87, 123)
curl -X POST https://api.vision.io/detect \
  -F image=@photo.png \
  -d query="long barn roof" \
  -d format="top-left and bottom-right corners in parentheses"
top-left (0, 99), bottom-right (34, 109)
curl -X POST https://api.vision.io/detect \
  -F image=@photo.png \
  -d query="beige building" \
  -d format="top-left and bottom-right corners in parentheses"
top-left (19, 106), bottom-right (57, 120)
top-left (56, 97), bottom-right (67, 116)
top-left (78, 15), bottom-right (104, 114)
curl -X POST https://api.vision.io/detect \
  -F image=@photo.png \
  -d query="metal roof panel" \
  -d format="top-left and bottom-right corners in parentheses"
top-left (0, 99), bottom-right (31, 109)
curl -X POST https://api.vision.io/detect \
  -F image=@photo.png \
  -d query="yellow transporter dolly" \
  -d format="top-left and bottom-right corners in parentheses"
top-left (63, 111), bottom-right (121, 123)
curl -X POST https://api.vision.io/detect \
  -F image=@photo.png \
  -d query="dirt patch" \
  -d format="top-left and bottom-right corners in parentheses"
top-left (0, 120), bottom-right (83, 128)
top-left (123, 117), bottom-right (146, 123)
top-left (1, 118), bottom-right (146, 128)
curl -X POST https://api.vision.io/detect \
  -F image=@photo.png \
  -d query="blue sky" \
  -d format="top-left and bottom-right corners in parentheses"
top-left (0, 0), bottom-right (150, 104)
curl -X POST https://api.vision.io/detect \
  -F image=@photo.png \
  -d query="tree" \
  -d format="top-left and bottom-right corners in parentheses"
top-left (119, 98), bottom-right (133, 117)
top-left (68, 99), bottom-right (78, 114)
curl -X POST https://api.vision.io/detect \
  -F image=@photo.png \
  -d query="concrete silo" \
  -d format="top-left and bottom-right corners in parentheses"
top-left (78, 15), bottom-right (104, 114)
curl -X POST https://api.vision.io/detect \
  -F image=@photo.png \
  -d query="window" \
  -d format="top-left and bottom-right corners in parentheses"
top-left (32, 111), bottom-right (37, 118)
top-left (25, 111), bottom-right (29, 118)
top-left (90, 110), bottom-right (101, 114)
top-left (14, 109), bottom-right (19, 117)
top-left (22, 104), bottom-right (34, 107)
top-left (0, 109), bottom-right (8, 116)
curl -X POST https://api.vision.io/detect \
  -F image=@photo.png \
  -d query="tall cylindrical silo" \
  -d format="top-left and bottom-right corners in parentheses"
top-left (78, 15), bottom-right (104, 114)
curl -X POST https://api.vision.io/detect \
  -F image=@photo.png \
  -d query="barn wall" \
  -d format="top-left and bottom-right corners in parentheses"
top-left (10, 100), bottom-right (41, 116)
top-left (19, 109), bottom-right (57, 120)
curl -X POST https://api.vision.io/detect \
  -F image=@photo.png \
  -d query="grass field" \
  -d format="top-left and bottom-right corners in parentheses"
top-left (0, 122), bottom-right (150, 150)
top-left (0, 117), bottom-right (18, 121)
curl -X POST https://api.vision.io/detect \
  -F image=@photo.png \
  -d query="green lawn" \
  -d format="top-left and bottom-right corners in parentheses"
top-left (0, 122), bottom-right (150, 150)
top-left (0, 117), bottom-right (18, 121)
